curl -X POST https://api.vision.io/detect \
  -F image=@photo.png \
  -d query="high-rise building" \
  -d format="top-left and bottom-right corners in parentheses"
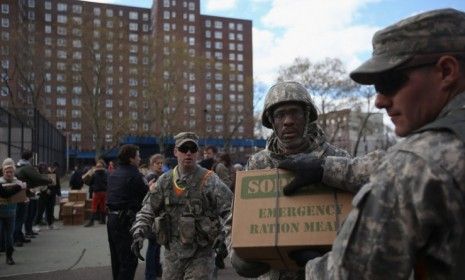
top-left (0, 0), bottom-right (253, 155)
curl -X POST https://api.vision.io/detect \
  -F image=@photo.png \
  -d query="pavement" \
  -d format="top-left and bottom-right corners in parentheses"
top-left (0, 184), bottom-right (243, 280)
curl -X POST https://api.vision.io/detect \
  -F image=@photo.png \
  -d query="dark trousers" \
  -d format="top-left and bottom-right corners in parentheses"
top-left (145, 238), bottom-right (162, 280)
top-left (0, 215), bottom-right (16, 252)
top-left (107, 213), bottom-right (138, 280)
top-left (14, 202), bottom-right (27, 242)
top-left (25, 199), bottom-right (38, 234)
top-left (36, 192), bottom-right (56, 226)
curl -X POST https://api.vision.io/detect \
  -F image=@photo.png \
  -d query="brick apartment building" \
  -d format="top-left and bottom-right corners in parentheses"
top-left (0, 0), bottom-right (254, 158)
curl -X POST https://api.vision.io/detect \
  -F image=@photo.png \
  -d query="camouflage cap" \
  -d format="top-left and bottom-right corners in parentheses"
top-left (174, 132), bottom-right (199, 147)
top-left (351, 8), bottom-right (465, 84)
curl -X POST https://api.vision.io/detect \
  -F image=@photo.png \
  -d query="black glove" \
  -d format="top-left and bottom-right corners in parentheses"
top-left (278, 157), bottom-right (324, 196)
top-left (288, 249), bottom-right (321, 267)
top-left (131, 233), bottom-right (145, 261)
top-left (212, 237), bottom-right (228, 269)
top-left (231, 250), bottom-right (270, 278)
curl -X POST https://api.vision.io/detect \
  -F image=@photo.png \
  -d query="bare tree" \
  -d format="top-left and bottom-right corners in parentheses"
top-left (2, 3), bottom-right (46, 123)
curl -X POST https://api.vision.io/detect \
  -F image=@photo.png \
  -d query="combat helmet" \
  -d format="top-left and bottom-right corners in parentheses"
top-left (261, 81), bottom-right (318, 128)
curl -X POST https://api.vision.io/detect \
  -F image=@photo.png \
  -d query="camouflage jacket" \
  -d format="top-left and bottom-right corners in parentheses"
top-left (131, 164), bottom-right (233, 260)
top-left (245, 139), bottom-right (349, 280)
top-left (307, 93), bottom-right (465, 279)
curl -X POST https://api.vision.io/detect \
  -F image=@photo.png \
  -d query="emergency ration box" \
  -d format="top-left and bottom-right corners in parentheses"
top-left (231, 169), bottom-right (353, 270)
top-left (68, 190), bottom-right (87, 202)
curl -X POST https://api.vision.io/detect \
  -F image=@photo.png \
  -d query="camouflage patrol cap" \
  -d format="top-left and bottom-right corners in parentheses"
top-left (351, 8), bottom-right (465, 84)
top-left (261, 81), bottom-right (318, 128)
top-left (174, 132), bottom-right (199, 147)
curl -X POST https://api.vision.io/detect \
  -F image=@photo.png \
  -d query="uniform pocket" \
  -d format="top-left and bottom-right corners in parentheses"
top-left (331, 183), bottom-right (373, 267)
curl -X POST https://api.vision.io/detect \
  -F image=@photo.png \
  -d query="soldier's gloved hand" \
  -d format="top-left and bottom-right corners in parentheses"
top-left (131, 232), bottom-right (145, 261)
top-left (288, 249), bottom-right (321, 267)
top-left (278, 158), bottom-right (324, 196)
top-left (231, 249), bottom-right (270, 278)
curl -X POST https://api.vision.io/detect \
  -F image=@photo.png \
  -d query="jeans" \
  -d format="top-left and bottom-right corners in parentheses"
top-left (145, 238), bottom-right (162, 280)
top-left (0, 215), bottom-right (16, 251)
top-left (25, 198), bottom-right (38, 234)
top-left (14, 202), bottom-right (27, 242)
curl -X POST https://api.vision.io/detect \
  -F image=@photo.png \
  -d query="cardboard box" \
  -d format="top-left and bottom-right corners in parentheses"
top-left (72, 202), bottom-right (85, 216)
top-left (68, 190), bottom-right (87, 202)
top-left (61, 202), bottom-right (75, 216)
top-left (62, 215), bottom-right (73, 226)
top-left (0, 183), bottom-right (27, 204)
top-left (85, 199), bottom-right (92, 209)
top-left (72, 213), bottom-right (85, 225)
top-left (232, 169), bottom-right (353, 270)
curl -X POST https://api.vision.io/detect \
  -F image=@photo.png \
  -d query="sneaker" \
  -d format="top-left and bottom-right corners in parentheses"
top-left (32, 226), bottom-right (41, 233)
top-left (47, 224), bottom-right (60, 230)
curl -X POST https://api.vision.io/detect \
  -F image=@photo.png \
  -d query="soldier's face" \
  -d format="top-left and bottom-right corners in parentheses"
top-left (374, 63), bottom-right (446, 137)
top-left (174, 142), bottom-right (198, 169)
top-left (272, 104), bottom-right (306, 145)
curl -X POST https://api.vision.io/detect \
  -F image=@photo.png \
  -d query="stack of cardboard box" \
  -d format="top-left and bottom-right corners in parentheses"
top-left (61, 190), bottom-right (87, 225)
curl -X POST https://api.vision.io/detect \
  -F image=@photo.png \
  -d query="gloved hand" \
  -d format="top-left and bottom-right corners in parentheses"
top-left (278, 157), bottom-right (325, 196)
top-left (231, 249), bottom-right (270, 278)
top-left (212, 237), bottom-right (228, 269)
top-left (288, 249), bottom-right (321, 267)
top-left (131, 232), bottom-right (145, 261)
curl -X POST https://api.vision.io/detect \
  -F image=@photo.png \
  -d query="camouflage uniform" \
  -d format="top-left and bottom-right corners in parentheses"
top-left (241, 82), bottom-right (350, 280)
top-left (131, 134), bottom-right (233, 280)
top-left (306, 9), bottom-right (465, 279)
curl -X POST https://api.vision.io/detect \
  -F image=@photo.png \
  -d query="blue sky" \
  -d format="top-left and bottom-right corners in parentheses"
top-left (87, 0), bottom-right (465, 87)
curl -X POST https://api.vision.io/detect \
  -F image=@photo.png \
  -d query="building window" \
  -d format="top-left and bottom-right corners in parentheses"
top-left (1, 18), bottom-right (8, 28)
top-left (129, 23), bottom-right (138, 31)
top-left (57, 15), bottom-right (67, 23)
top-left (214, 31), bottom-right (222, 39)
top-left (214, 21), bottom-right (223, 29)
top-left (229, 22), bottom-right (235, 30)
top-left (56, 122), bottom-right (66, 129)
top-left (129, 11), bottom-right (139, 20)
top-left (44, 1), bottom-right (51, 10)
top-left (57, 98), bottom-right (66, 106)
top-left (94, 7), bottom-right (101, 16)
top-left (57, 3), bottom-right (67, 12)
top-left (1, 4), bottom-right (9, 14)
top-left (106, 9), bottom-right (113, 17)
top-left (72, 5), bottom-right (82, 14)
top-left (205, 20), bottom-right (211, 28)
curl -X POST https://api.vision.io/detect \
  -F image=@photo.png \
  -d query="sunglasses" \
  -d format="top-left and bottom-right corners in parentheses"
top-left (177, 144), bottom-right (198, 153)
top-left (374, 62), bottom-right (437, 96)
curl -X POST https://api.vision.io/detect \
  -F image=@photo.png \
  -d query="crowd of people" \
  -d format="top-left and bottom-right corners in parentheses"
top-left (1, 7), bottom-right (464, 280)
top-left (0, 150), bottom-right (61, 266)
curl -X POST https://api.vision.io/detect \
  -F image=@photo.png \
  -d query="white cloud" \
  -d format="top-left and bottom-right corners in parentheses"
top-left (205, 0), bottom-right (238, 11)
top-left (253, 0), bottom-right (380, 86)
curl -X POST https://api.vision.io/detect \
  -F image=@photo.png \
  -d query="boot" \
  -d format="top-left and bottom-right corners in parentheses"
top-left (6, 247), bottom-right (15, 265)
top-left (99, 213), bottom-right (106, 225)
top-left (84, 213), bottom-right (96, 227)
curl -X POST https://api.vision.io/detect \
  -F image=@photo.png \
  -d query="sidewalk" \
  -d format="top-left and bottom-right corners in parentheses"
top-left (0, 179), bottom-right (242, 279)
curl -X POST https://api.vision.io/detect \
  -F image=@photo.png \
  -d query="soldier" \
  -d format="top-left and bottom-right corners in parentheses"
top-left (230, 81), bottom-right (349, 280)
top-left (130, 132), bottom-right (233, 280)
top-left (278, 9), bottom-right (465, 279)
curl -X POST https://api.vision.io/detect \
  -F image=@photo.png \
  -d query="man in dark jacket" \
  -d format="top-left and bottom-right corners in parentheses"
top-left (14, 150), bottom-right (52, 246)
top-left (106, 144), bottom-right (148, 280)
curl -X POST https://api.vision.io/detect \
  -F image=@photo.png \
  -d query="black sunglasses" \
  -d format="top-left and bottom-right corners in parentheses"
top-left (177, 144), bottom-right (198, 153)
top-left (374, 62), bottom-right (437, 96)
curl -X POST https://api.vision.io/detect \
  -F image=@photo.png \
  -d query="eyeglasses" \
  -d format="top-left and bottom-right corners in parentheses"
top-left (177, 144), bottom-right (198, 154)
top-left (374, 62), bottom-right (437, 96)
top-left (272, 108), bottom-right (305, 122)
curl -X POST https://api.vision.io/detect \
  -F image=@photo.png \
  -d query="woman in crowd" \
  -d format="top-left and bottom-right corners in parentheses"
top-left (0, 158), bottom-right (27, 265)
